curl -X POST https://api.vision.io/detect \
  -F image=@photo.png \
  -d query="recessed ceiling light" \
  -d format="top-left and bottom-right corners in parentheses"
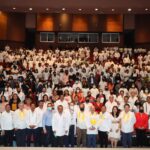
top-left (112, 8), bottom-right (115, 11)
top-left (29, 8), bottom-right (32, 11)
top-left (13, 7), bottom-right (16, 10)
top-left (145, 8), bottom-right (148, 11)
top-left (62, 8), bottom-right (66, 11)
top-left (46, 8), bottom-right (49, 11)
top-left (78, 8), bottom-right (82, 11)
top-left (128, 8), bottom-right (132, 12)
top-left (95, 8), bottom-right (99, 11)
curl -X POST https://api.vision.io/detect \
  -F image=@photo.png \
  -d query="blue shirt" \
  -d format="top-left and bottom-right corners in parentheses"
top-left (42, 110), bottom-right (53, 127)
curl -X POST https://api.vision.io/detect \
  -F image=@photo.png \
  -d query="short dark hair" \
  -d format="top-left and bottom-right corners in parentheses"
top-left (124, 103), bottom-right (130, 108)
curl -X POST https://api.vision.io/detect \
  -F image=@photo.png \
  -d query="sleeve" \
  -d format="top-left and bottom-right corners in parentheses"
top-left (85, 116), bottom-right (91, 129)
top-left (108, 113), bottom-right (112, 131)
top-left (1, 113), bottom-right (4, 130)
top-left (42, 112), bottom-right (46, 129)
top-left (25, 111), bottom-right (30, 128)
top-left (0, 113), bottom-right (1, 130)
top-left (52, 114), bottom-right (57, 132)
top-left (65, 112), bottom-right (71, 132)
top-left (132, 112), bottom-right (136, 125)
top-left (143, 114), bottom-right (149, 129)
top-left (13, 110), bottom-right (18, 129)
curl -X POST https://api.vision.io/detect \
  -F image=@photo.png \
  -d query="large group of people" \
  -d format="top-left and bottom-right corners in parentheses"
top-left (0, 45), bottom-right (150, 147)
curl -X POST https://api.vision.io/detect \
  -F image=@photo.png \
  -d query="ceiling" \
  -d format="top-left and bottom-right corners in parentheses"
top-left (0, 0), bottom-right (150, 14)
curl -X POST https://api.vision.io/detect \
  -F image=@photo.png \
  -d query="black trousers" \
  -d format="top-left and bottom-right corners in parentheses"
top-left (15, 129), bottom-right (26, 147)
top-left (68, 125), bottom-right (75, 147)
top-left (136, 129), bottom-right (147, 147)
top-left (36, 127), bottom-right (44, 146)
top-left (98, 131), bottom-right (108, 147)
top-left (3, 130), bottom-right (14, 146)
top-left (64, 125), bottom-right (75, 147)
top-left (55, 136), bottom-right (64, 147)
top-left (26, 128), bottom-right (38, 147)
top-left (43, 126), bottom-right (55, 147)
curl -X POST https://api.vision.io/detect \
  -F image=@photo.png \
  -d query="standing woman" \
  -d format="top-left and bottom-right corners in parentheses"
top-left (109, 106), bottom-right (121, 148)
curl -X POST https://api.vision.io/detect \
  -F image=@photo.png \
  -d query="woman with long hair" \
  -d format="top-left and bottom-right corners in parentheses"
top-left (108, 106), bottom-right (121, 148)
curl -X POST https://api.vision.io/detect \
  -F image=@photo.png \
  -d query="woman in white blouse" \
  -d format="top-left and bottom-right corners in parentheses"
top-left (109, 106), bottom-right (121, 148)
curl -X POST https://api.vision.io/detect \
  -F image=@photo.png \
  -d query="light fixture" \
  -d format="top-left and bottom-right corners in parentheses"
top-left (112, 8), bottom-right (115, 11)
top-left (95, 8), bottom-right (98, 11)
top-left (78, 8), bottom-right (82, 11)
top-left (13, 7), bottom-right (16, 10)
top-left (46, 8), bottom-right (49, 11)
top-left (62, 8), bottom-right (66, 11)
top-left (29, 8), bottom-right (33, 11)
top-left (128, 8), bottom-right (132, 12)
top-left (145, 8), bottom-right (148, 11)
top-left (0, 11), bottom-right (2, 14)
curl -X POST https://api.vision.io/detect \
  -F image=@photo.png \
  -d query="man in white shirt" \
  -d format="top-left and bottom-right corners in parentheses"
top-left (54, 94), bottom-right (69, 111)
top-left (14, 102), bottom-right (27, 146)
top-left (26, 103), bottom-right (39, 146)
top-left (105, 95), bottom-right (118, 113)
top-left (76, 103), bottom-right (87, 147)
top-left (1, 104), bottom-right (14, 146)
top-left (98, 105), bottom-right (112, 147)
top-left (52, 105), bottom-right (69, 147)
top-left (86, 105), bottom-right (99, 147)
top-left (119, 104), bottom-right (136, 147)
top-left (35, 100), bottom-right (45, 146)
top-left (90, 85), bottom-right (99, 98)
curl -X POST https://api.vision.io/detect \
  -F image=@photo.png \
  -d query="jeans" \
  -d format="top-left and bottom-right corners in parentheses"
top-left (87, 134), bottom-right (97, 147)
top-left (43, 126), bottom-right (55, 147)
top-left (121, 132), bottom-right (132, 148)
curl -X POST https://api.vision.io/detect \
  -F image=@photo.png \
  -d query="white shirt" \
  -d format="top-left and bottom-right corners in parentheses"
top-left (84, 102), bottom-right (93, 113)
top-left (98, 112), bottom-right (112, 132)
top-left (143, 102), bottom-right (150, 115)
top-left (76, 110), bottom-right (87, 129)
top-left (14, 109), bottom-right (27, 129)
top-left (1, 111), bottom-right (14, 130)
top-left (90, 88), bottom-right (99, 98)
top-left (0, 113), bottom-right (1, 130)
top-left (119, 111), bottom-right (136, 133)
top-left (52, 112), bottom-right (69, 136)
top-left (105, 101), bottom-right (118, 113)
top-left (26, 109), bottom-right (39, 129)
top-left (85, 112), bottom-right (99, 134)
top-left (35, 107), bottom-right (45, 127)
top-left (54, 100), bottom-right (69, 111)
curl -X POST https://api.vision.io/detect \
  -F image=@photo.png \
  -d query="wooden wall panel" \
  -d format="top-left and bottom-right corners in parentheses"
top-left (135, 14), bottom-right (150, 43)
top-left (72, 15), bottom-right (88, 32)
top-left (104, 14), bottom-right (123, 32)
top-left (0, 12), bottom-right (8, 40)
top-left (37, 14), bottom-right (55, 31)
top-left (7, 13), bottom-right (25, 42)
top-left (56, 13), bottom-right (72, 31)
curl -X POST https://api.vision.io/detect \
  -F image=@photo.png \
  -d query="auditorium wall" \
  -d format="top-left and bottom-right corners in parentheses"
top-left (1, 12), bottom-right (150, 49)
top-left (0, 12), bottom-right (25, 49)
top-left (135, 14), bottom-right (150, 48)
top-left (35, 13), bottom-right (124, 49)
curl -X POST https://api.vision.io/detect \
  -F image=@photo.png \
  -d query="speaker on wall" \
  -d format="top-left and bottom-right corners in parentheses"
top-left (25, 28), bottom-right (36, 49)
